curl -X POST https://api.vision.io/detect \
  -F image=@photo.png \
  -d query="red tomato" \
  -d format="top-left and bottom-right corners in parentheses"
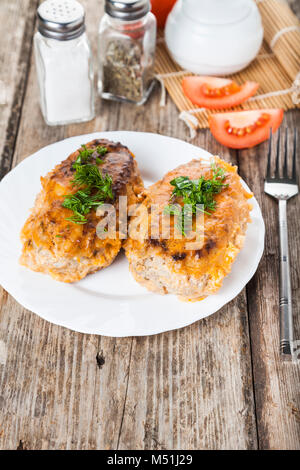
top-left (182, 76), bottom-right (259, 109)
top-left (151, 0), bottom-right (177, 29)
top-left (209, 109), bottom-right (284, 149)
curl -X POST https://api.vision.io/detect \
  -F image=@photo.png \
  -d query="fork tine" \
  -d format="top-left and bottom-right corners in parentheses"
top-left (292, 128), bottom-right (297, 182)
top-left (283, 127), bottom-right (288, 178)
top-left (275, 128), bottom-right (281, 178)
top-left (266, 128), bottom-right (272, 179)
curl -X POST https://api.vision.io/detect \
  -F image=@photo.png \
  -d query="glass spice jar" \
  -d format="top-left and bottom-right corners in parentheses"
top-left (98, 0), bottom-right (157, 105)
top-left (34, 0), bottom-right (95, 126)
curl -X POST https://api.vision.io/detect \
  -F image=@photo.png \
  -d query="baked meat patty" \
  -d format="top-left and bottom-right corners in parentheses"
top-left (20, 139), bottom-right (143, 282)
top-left (124, 156), bottom-right (252, 301)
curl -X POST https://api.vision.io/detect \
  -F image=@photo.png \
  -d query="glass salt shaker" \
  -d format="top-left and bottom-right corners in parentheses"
top-left (34, 0), bottom-right (94, 126)
top-left (98, 0), bottom-right (157, 105)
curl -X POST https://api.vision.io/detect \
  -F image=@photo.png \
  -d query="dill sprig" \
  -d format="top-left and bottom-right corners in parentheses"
top-left (72, 144), bottom-right (108, 169)
top-left (71, 164), bottom-right (113, 199)
top-left (96, 145), bottom-right (109, 156)
top-left (164, 163), bottom-right (228, 236)
top-left (62, 146), bottom-right (113, 225)
top-left (63, 189), bottom-right (110, 225)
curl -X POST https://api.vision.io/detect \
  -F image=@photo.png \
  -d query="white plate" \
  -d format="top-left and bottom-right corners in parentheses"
top-left (0, 132), bottom-right (264, 336)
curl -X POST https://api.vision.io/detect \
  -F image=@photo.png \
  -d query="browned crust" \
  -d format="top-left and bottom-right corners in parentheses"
top-left (124, 156), bottom-right (252, 299)
top-left (20, 139), bottom-right (144, 282)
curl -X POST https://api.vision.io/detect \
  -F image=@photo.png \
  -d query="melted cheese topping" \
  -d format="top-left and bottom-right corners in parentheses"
top-left (20, 139), bottom-right (144, 282)
top-left (126, 156), bottom-right (252, 285)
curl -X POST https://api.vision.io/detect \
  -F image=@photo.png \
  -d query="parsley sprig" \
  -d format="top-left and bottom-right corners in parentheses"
top-left (164, 163), bottom-right (228, 235)
top-left (62, 145), bottom-right (113, 225)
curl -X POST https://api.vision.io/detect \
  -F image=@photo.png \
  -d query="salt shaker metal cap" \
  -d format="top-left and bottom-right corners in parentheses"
top-left (37, 0), bottom-right (85, 41)
top-left (105, 0), bottom-right (150, 21)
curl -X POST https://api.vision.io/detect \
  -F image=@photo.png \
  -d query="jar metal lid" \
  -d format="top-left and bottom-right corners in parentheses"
top-left (105, 0), bottom-right (150, 21)
top-left (37, 0), bottom-right (85, 40)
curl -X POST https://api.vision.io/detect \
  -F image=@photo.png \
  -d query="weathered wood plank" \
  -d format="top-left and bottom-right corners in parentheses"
top-left (238, 111), bottom-right (300, 450)
top-left (240, 0), bottom-right (300, 449)
top-left (0, 1), bottom-right (133, 450)
top-left (0, 88), bottom-right (258, 450)
top-left (118, 301), bottom-right (257, 450)
top-left (0, 0), bottom-right (39, 179)
top-left (113, 109), bottom-right (257, 449)
top-left (2, 0), bottom-right (299, 451)
top-left (0, 0), bottom-right (258, 450)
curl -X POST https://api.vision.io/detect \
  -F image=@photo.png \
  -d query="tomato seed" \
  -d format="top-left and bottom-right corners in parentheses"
top-left (224, 113), bottom-right (271, 137)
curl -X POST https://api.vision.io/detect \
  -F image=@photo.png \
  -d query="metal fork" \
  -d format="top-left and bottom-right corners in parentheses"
top-left (264, 128), bottom-right (298, 359)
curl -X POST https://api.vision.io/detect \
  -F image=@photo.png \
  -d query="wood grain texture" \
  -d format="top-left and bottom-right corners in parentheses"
top-left (0, 54), bottom-right (258, 449)
top-left (0, 0), bottom-right (39, 179)
top-left (0, 0), bottom-right (299, 450)
top-left (238, 111), bottom-right (300, 450)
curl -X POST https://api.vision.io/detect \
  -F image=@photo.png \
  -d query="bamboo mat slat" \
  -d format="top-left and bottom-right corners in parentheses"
top-left (154, 0), bottom-right (300, 135)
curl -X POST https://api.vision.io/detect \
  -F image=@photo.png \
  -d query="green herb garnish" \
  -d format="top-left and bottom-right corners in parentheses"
top-left (96, 146), bottom-right (108, 156)
top-left (63, 148), bottom-right (113, 224)
top-left (164, 203), bottom-right (194, 236)
top-left (63, 188), bottom-right (111, 224)
top-left (72, 144), bottom-right (108, 169)
top-left (164, 163), bottom-right (228, 235)
top-left (71, 164), bottom-right (113, 199)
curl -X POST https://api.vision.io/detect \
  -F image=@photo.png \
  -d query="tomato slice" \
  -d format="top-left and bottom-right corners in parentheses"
top-left (151, 0), bottom-right (177, 28)
top-left (209, 109), bottom-right (284, 149)
top-left (182, 76), bottom-right (259, 109)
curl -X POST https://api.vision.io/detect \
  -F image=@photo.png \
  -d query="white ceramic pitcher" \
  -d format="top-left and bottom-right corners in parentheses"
top-left (165, 0), bottom-right (263, 75)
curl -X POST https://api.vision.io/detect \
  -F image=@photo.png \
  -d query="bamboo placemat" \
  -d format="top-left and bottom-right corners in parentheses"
top-left (154, 0), bottom-right (300, 137)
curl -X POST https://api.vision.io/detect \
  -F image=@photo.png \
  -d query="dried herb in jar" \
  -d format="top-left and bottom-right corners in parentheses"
top-left (102, 39), bottom-right (152, 103)
top-left (98, 0), bottom-right (156, 105)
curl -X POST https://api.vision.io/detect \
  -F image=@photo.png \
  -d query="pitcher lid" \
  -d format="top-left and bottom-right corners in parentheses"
top-left (182, 0), bottom-right (253, 25)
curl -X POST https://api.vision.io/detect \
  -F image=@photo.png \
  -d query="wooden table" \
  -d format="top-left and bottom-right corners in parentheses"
top-left (0, 0), bottom-right (299, 450)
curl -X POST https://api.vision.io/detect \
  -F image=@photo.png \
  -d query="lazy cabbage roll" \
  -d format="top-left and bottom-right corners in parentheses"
top-left (124, 156), bottom-right (252, 301)
top-left (20, 139), bottom-right (144, 282)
